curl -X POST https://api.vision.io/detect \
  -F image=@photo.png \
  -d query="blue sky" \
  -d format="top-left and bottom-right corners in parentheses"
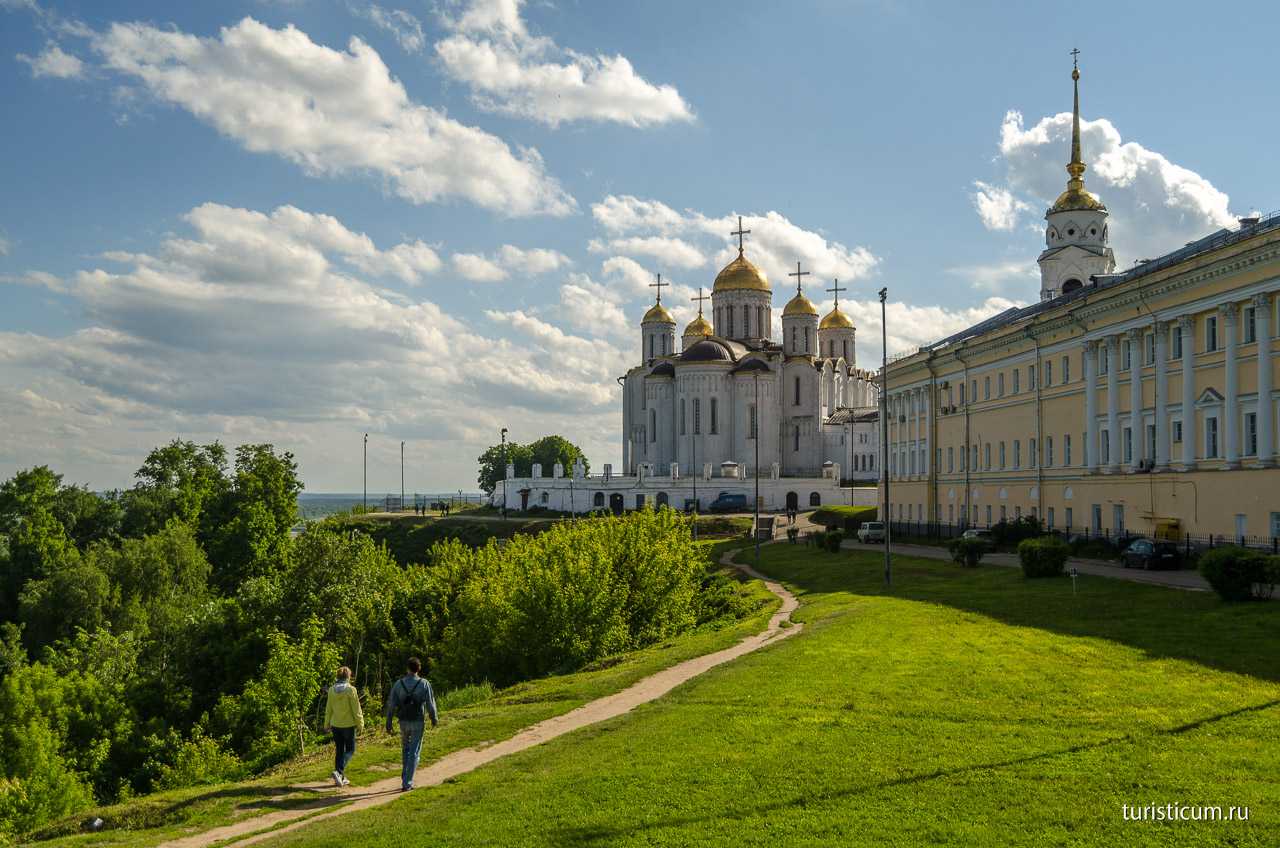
top-left (1, 0), bottom-right (1275, 492)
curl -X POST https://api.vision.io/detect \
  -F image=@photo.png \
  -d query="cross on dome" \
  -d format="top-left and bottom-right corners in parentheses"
top-left (788, 261), bottom-right (811, 296)
top-left (691, 286), bottom-right (710, 315)
top-left (649, 272), bottom-right (668, 304)
top-left (730, 215), bottom-right (751, 255)
top-left (827, 278), bottom-right (846, 308)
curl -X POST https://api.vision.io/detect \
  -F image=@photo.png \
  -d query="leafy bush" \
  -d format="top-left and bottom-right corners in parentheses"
top-left (1018, 536), bottom-right (1069, 578)
top-left (810, 506), bottom-right (876, 531)
top-left (1068, 535), bottom-right (1121, 561)
top-left (948, 537), bottom-right (987, 568)
top-left (991, 517), bottom-right (1043, 548)
top-left (823, 530), bottom-right (844, 553)
top-left (156, 735), bottom-right (243, 790)
top-left (1198, 546), bottom-right (1273, 602)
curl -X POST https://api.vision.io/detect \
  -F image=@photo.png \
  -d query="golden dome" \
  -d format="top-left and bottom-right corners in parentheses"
top-left (642, 302), bottom-right (674, 324)
top-left (1050, 185), bottom-right (1105, 213)
top-left (819, 307), bottom-right (855, 330)
top-left (682, 313), bottom-right (713, 337)
top-left (783, 292), bottom-right (818, 317)
top-left (712, 251), bottom-right (770, 293)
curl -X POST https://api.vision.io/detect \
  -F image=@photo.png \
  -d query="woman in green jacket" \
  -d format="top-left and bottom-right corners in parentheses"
top-left (323, 666), bottom-right (364, 786)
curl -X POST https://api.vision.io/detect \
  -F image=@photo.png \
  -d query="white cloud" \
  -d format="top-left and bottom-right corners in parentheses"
top-left (588, 235), bottom-right (705, 269)
top-left (591, 195), bottom-right (686, 234)
top-left (979, 109), bottom-right (1236, 267)
top-left (0, 202), bottom-right (628, 490)
top-left (946, 260), bottom-right (1039, 294)
top-left (16, 42), bottom-right (85, 78)
top-left (452, 244), bottom-right (571, 281)
top-left (970, 181), bottom-right (1031, 231)
top-left (435, 0), bottom-right (693, 128)
top-left (93, 17), bottom-right (575, 216)
top-left (358, 4), bottom-right (425, 53)
top-left (834, 296), bottom-right (1025, 364)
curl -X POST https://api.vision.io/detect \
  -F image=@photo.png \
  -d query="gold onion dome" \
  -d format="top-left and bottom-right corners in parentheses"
top-left (683, 313), bottom-right (713, 337)
top-left (820, 307), bottom-right (855, 330)
top-left (1050, 62), bottom-right (1105, 214)
top-left (783, 292), bottom-right (818, 317)
top-left (712, 251), bottom-right (770, 293)
top-left (642, 302), bottom-right (675, 324)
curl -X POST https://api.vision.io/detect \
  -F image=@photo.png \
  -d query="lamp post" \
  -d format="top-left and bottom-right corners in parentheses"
top-left (500, 428), bottom-right (508, 520)
top-left (879, 287), bottom-right (891, 588)
top-left (400, 440), bottom-right (405, 514)
top-left (363, 432), bottom-right (368, 514)
top-left (691, 416), bottom-right (698, 542)
top-left (753, 370), bottom-right (761, 570)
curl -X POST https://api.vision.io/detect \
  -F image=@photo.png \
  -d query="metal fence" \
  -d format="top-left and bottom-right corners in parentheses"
top-left (877, 520), bottom-right (1280, 556)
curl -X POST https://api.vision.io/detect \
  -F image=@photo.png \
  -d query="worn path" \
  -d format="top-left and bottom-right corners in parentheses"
top-left (158, 548), bottom-right (801, 848)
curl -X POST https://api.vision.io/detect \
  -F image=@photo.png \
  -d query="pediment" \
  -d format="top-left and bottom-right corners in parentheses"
top-left (1197, 387), bottom-right (1224, 405)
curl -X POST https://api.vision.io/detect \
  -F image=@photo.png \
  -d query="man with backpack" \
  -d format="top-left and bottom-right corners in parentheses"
top-left (384, 657), bottom-right (438, 791)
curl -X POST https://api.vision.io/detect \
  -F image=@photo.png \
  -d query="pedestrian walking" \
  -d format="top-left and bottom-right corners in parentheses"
top-left (323, 666), bottom-right (364, 787)
top-left (384, 657), bottom-right (438, 791)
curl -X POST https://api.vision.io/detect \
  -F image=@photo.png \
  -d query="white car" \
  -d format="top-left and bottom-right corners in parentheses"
top-left (856, 521), bottom-right (885, 543)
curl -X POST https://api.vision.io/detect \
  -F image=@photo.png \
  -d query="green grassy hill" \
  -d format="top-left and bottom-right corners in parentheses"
top-left (257, 545), bottom-right (1279, 847)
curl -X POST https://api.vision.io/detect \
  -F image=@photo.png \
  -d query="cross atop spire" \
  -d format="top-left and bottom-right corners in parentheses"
top-left (649, 272), bottom-right (668, 304)
top-left (826, 278), bottom-right (846, 308)
top-left (730, 215), bottom-right (750, 255)
top-left (1070, 47), bottom-right (1080, 70)
top-left (1068, 49), bottom-right (1084, 179)
top-left (788, 260), bottom-right (810, 296)
top-left (691, 286), bottom-right (710, 315)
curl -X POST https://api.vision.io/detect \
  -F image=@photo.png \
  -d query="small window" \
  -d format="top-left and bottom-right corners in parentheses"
top-left (1245, 306), bottom-right (1257, 344)
top-left (1045, 360), bottom-right (1053, 386)
top-left (998, 373), bottom-right (1005, 397)
top-left (1012, 370), bottom-right (1019, 394)
top-left (809, 492), bottom-right (821, 507)
top-left (1062, 355), bottom-right (1070, 383)
top-left (1064, 434), bottom-right (1072, 466)
top-left (1171, 325), bottom-right (1182, 359)
top-left (984, 376), bottom-right (991, 400)
top-left (1206, 416), bottom-right (1219, 458)
top-left (1206, 316), bottom-right (1218, 352)
top-left (1172, 419), bottom-right (1183, 443)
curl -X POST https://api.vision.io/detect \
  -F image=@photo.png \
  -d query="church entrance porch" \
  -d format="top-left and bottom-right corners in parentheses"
top-left (609, 493), bottom-right (624, 515)
top-left (786, 491), bottom-right (799, 512)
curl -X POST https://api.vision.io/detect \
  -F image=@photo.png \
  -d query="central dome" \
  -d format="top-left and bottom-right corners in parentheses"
top-left (820, 306), bottom-right (855, 330)
top-left (713, 252), bottom-right (769, 293)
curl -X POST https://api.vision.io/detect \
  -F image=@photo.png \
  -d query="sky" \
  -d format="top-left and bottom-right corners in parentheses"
top-left (1, 0), bottom-right (1276, 494)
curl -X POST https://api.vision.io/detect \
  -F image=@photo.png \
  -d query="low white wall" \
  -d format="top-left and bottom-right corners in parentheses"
top-left (496, 475), bottom-right (876, 514)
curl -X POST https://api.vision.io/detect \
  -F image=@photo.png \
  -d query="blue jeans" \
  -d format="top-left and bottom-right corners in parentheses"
top-left (399, 719), bottom-right (424, 788)
top-left (331, 726), bottom-right (356, 775)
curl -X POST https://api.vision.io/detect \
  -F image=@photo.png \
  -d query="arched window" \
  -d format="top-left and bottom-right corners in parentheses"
top-left (656, 491), bottom-right (669, 508)
top-left (790, 326), bottom-right (796, 351)
top-left (593, 492), bottom-right (605, 507)
top-left (648, 335), bottom-right (654, 359)
top-left (679, 399), bottom-right (686, 435)
top-left (661, 335), bottom-right (667, 355)
top-left (710, 397), bottom-right (718, 434)
top-left (793, 425), bottom-right (800, 451)
top-left (693, 398), bottom-right (701, 434)
top-left (804, 327), bottom-right (810, 352)
top-left (748, 404), bottom-right (757, 439)
top-left (743, 304), bottom-right (750, 336)
top-left (649, 409), bottom-right (656, 441)
top-left (727, 309), bottom-right (734, 337)
top-left (540, 491), bottom-right (549, 504)
top-left (809, 492), bottom-right (821, 506)
top-left (794, 376), bottom-right (801, 406)
top-left (842, 340), bottom-right (848, 361)
top-left (1061, 278), bottom-right (1083, 294)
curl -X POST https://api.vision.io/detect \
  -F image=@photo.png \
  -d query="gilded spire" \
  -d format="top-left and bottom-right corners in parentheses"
top-left (1049, 49), bottom-right (1104, 214)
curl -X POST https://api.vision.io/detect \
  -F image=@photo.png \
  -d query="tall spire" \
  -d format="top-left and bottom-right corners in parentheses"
top-left (1067, 48), bottom-right (1085, 188)
top-left (1049, 49), bottom-right (1103, 214)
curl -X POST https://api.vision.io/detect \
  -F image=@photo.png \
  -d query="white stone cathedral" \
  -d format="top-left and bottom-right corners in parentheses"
top-left (496, 226), bottom-right (882, 515)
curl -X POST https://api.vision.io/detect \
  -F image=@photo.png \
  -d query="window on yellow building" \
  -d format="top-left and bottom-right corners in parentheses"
top-left (1064, 434), bottom-right (1071, 466)
top-left (1012, 370), bottom-right (1020, 394)
top-left (1244, 306), bottom-right (1257, 343)
top-left (998, 373), bottom-right (1006, 397)
top-left (1062, 354), bottom-right (1070, 382)
top-left (1206, 415), bottom-right (1219, 458)
top-left (1046, 437), bottom-right (1054, 466)
top-left (1045, 360), bottom-right (1053, 386)
top-left (1171, 324), bottom-right (1182, 359)
top-left (1206, 315), bottom-right (1218, 352)
top-left (999, 441), bottom-right (1006, 469)
top-left (984, 376), bottom-right (991, 399)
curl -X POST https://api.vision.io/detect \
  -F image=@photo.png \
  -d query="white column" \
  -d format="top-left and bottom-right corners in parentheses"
top-left (1128, 328), bottom-right (1143, 471)
top-left (1084, 340), bottom-right (1098, 472)
top-left (922, 387), bottom-right (931, 476)
top-left (1255, 293), bottom-right (1274, 466)
top-left (1179, 315), bottom-right (1196, 470)
top-left (1106, 335), bottom-right (1120, 472)
top-left (1221, 303), bottom-right (1239, 468)
top-left (1154, 321), bottom-right (1170, 469)
top-left (910, 389), bottom-right (919, 477)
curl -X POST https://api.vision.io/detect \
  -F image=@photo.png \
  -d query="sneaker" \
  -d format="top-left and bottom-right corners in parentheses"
top-left (340, 775), bottom-right (350, 786)
top-left (331, 770), bottom-right (342, 787)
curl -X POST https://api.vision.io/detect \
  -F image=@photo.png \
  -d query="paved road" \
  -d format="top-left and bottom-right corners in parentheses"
top-left (841, 540), bottom-right (1213, 592)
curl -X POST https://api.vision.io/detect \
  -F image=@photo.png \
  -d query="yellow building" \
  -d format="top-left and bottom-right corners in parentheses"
top-left (881, 62), bottom-right (1280, 541)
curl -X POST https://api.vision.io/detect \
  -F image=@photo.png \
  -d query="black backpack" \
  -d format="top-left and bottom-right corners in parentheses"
top-left (395, 678), bottom-right (423, 721)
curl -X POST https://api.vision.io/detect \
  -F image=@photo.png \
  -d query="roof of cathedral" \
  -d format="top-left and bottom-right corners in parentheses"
top-left (819, 306), bottom-right (855, 330)
top-left (642, 302), bottom-right (675, 324)
top-left (647, 361), bottom-right (675, 377)
top-left (826, 406), bottom-right (879, 425)
top-left (1049, 63), bottom-right (1106, 214)
top-left (682, 313), bottom-right (713, 337)
top-left (712, 250), bottom-right (770, 293)
top-left (782, 292), bottom-right (818, 317)
top-left (732, 357), bottom-right (771, 374)
top-left (680, 338), bottom-right (735, 362)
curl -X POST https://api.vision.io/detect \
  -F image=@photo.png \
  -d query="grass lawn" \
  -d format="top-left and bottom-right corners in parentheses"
top-left (259, 544), bottom-right (1279, 847)
top-left (31, 542), bottom-right (771, 848)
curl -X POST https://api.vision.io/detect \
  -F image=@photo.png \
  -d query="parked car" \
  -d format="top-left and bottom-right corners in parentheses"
top-left (961, 528), bottom-right (993, 544)
top-left (1121, 538), bottom-right (1182, 570)
top-left (856, 521), bottom-right (885, 543)
top-left (707, 492), bottom-right (748, 513)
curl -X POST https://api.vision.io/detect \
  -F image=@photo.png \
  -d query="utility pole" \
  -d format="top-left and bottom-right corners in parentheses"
top-left (363, 433), bottom-right (368, 514)
top-left (500, 428), bottom-right (508, 520)
top-left (880, 288), bottom-right (891, 588)
top-left (400, 441), bottom-right (405, 513)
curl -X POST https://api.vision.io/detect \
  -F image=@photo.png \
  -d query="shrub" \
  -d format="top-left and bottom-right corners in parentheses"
top-left (810, 530), bottom-right (827, 549)
top-left (1198, 546), bottom-right (1273, 602)
top-left (810, 505), bottom-right (876, 530)
top-left (823, 530), bottom-right (844, 553)
top-left (991, 517), bottom-right (1043, 548)
top-left (948, 537), bottom-right (987, 568)
top-left (1018, 536), bottom-right (1069, 578)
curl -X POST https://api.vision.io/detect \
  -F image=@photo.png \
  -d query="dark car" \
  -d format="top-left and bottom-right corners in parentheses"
top-left (1121, 538), bottom-right (1181, 570)
top-left (708, 492), bottom-right (748, 513)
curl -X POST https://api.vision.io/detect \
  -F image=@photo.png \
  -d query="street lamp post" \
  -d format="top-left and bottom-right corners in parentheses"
top-left (691, 418), bottom-right (698, 542)
top-left (363, 433), bottom-right (368, 514)
top-left (400, 441), bottom-right (405, 514)
top-left (879, 288), bottom-right (891, 588)
top-left (753, 370), bottom-right (761, 570)
top-left (500, 428), bottom-right (509, 520)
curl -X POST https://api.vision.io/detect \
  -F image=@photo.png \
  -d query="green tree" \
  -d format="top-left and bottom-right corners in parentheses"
top-left (53, 485), bottom-right (123, 549)
top-left (0, 468), bottom-right (78, 622)
top-left (527, 435), bottom-right (590, 479)
top-left (206, 445), bottom-right (302, 590)
top-left (122, 441), bottom-right (229, 538)
top-left (17, 555), bottom-right (110, 652)
top-left (475, 435), bottom-right (588, 494)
